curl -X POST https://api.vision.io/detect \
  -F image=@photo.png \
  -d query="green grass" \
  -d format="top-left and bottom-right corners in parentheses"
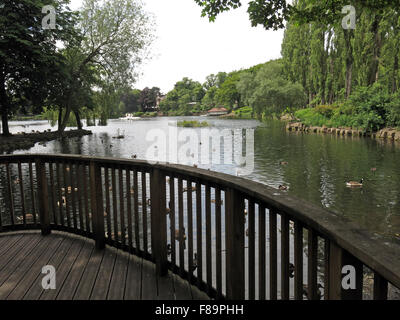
top-left (177, 120), bottom-right (209, 127)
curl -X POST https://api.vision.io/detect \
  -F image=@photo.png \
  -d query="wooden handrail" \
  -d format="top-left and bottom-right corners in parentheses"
top-left (0, 153), bottom-right (399, 300)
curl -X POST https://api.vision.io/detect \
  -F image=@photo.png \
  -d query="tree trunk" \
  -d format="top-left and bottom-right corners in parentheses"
top-left (0, 76), bottom-right (11, 136)
top-left (392, 54), bottom-right (399, 93)
top-left (343, 30), bottom-right (354, 98)
top-left (74, 110), bottom-right (83, 130)
top-left (368, 16), bottom-right (382, 86)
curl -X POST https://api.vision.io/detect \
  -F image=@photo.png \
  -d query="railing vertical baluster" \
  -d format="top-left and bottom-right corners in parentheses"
top-left (133, 170), bottom-right (140, 252)
top-left (327, 241), bottom-right (363, 300)
top-left (169, 176), bottom-right (176, 270)
top-left (178, 178), bottom-right (185, 276)
top-left (82, 165), bottom-right (90, 233)
top-left (205, 184), bottom-right (212, 293)
top-left (307, 229), bottom-right (318, 300)
top-left (187, 179), bottom-right (194, 283)
top-left (29, 162), bottom-right (37, 226)
top-left (225, 188), bottom-right (245, 299)
top-left (6, 163), bottom-right (15, 226)
top-left (327, 241), bottom-right (342, 299)
top-left (259, 205), bottom-right (266, 300)
top-left (248, 199), bottom-right (255, 300)
top-left (281, 214), bottom-right (290, 299)
top-left (104, 167), bottom-right (111, 238)
top-left (126, 169), bottom-right (133, 250)
top-left (215, 187), bottom-right (222, 299)
top-left (324, 239), bottom-right (330, 299)
top-left (76, 163), bottom-right (84, 231)
top-left (63, 162), bottom-right (71, 228)
top-left (150, 168), bottom-right (168, 276)
top-left (111, 166), bottom-right (118, 243)
top-left (373, 272), bottom-right (388, 300)
top-left (56, 162), bottom-right (64, 227)
top-left (119, 167), bottom-right (126, 246)
top-left (49, 162), bottom-right (58, 226)
top-left (17, 161), bottom-right (26, 225)
top-left (70, 163), bottom-right (78, 231)
top-left (141, 172), bottom-right (148, 255)
top-left (294, 221), bottom-right (303, 300)
top-left (341, 249), bottom-right (363, 300)
top-left (269, 210), bottom-right (278, 300)
top-left (196, 181), bottom-right (203, 289)
top-left (35, 159), bottom-right (50, 235)
top-left (89, 161), bottom-right (105, 250)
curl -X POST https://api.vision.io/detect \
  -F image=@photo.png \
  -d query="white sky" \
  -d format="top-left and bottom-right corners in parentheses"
top-left (70, 0), bottom-right (284, 93)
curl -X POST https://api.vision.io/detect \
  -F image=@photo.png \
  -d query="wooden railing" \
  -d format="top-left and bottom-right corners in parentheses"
top-left (0, 154), bottom-right (399, 300)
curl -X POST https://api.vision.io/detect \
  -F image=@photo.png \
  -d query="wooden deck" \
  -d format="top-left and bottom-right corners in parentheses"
top-left (0, 231), bottom-right (210, 300)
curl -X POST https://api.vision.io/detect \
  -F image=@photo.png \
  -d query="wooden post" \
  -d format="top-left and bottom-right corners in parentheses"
top-left (35, 159), bottom-right (51, 235)
top-left (90, 161), bottom-right (105, 250)
top-left (327, 241), bottom-right (363, 300)
top-left (225, 188), bottom-right (245, 299)
top-left (373, 272), bottom-right (388, 300)
top-left (150, 168), bottom-right (168, 277)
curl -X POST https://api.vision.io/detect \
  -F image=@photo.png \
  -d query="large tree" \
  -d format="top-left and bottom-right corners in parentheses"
top-left (56, 0), bottom-right (154, 132)
top-left (0, 0), bottom-right (78, 136)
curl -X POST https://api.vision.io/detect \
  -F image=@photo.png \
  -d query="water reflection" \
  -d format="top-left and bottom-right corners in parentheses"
top-left (5, 117), bottom-right (400, 239)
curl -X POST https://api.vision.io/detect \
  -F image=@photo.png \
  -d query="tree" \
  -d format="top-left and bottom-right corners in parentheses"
top-left (0, 0), bottom-right (78, 136)
top-left (250, 62), bottom-right (306, 117)
top-left (194, 0), bottom-right (400, 30)
top-left (215, 72), bottom-right (241, 109)
top-left (139, 87), bottom-right (161, 112)
top-left (57, 0), bottom-right (154, 132)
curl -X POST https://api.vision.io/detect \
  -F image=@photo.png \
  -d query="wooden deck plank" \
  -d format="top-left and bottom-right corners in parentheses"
top-left (4, 235), bottom-right (64, 300)
top-left (107, 250), bottom-right (129, 300)
top-left (0, 234), bottom-right (24, 257)
top-left (23, 236), bottom-right (75, 300)
top-left (90, 246), bottom-right (117, 300)
top-left (173, 273), bottom-right (192, 300)
top-left (0, 232), bottom-right (203, 301)
top-left (0, 235), bottom-right (51, 299)
top-left (0, 235), bottom-right (42, 287)
top-left (157, 272), bottom-right (175, 300)
top-left (56, 239), bottom-right (94, 300)
top-left (0, 234), bottom-right (31, 271)
top-left (40, 236), bottom-right (85, 300)
top-left (73, 248), bottom-right (105, 300)
top-left (124, 254), bottom-right (143, 300)
top-left (141, 259), bottom-right (158, 300)
top-left (190, 283), bottom-right (210, 300)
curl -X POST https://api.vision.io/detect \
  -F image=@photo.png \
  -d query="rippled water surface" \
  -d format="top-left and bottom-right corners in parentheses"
top-left (7, 117), bottom-right (400, 239)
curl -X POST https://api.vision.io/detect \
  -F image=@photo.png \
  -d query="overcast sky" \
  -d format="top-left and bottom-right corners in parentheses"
top-left (70, 0), bottom-right (284, 93)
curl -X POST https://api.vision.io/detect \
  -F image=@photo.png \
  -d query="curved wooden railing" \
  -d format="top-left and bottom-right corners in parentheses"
top-left (0, 154), bottom-right (399, 300)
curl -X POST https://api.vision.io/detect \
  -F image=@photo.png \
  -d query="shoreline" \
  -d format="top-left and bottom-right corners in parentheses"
top-left (0, 129), bottom-right (93, 153)
top-left (286, 121), bottom-right (400, 141)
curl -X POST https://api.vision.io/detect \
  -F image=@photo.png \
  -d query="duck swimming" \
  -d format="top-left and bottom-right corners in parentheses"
top-left (346, 178), bottom-right (364, 187)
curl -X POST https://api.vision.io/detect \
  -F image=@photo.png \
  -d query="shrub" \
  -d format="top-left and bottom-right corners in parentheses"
top-left (315, 105), bottom-right (336, 118)
top-left (294, 108), bottom-right (330, 127)
top-left (177, 120), bottom-right (209, 127)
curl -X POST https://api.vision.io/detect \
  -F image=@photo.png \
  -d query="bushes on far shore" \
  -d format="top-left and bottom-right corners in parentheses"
top-left (294, 84), bottom-right (400, 132)
top-left (177, 120), bottom-right (209, 127)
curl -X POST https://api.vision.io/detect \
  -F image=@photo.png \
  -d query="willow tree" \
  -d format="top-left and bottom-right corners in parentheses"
top-left (57, 0), bottom-right (154, 133)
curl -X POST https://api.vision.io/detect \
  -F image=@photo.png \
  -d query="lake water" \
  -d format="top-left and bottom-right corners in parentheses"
top-left (6, 117), bottom-right (400, 241)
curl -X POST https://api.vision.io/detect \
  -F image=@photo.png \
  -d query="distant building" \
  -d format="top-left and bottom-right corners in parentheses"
top-left (207, 107), bottom-right (228, 116)
top-left (155, 94), bottom-right (166, 110)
